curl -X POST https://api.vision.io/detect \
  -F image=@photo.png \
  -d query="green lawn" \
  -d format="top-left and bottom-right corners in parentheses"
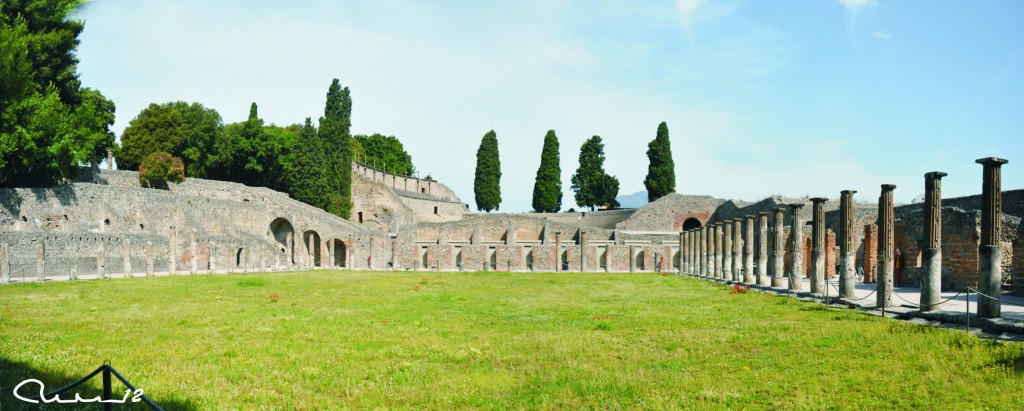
top-left (1, 271), bottom-right (1022, 410)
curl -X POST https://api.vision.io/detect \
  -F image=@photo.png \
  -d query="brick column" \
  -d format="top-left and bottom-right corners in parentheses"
top-left (757, 212), bottom-right (768, 286)
top-left (877, 184), bottom-right (896, 308)
top-left (863, 224), bottom-right (878, 283)
top-left (699, 227), bottom-right (707, 276)
top-left (722, 221), bottom-right (733, 280)
top-left (810, 198), bottom-right (828, 294)
top-left (771, 208), bottom-right (786, 287)
top-left (839, 190), bottom-right (857, 298)
top-left (788, 204), bottom-right (805, 291)
top-left (732, 218), bottom-right (743, 282)
top-left (921, 172), bottom-right (947, 311)
top-left (744, 215), bottom-right (755, 284)
top-left (555, 231), bottom-right (562, 273)
top-left (714, 223), bottom-right (723, 278)
top-left (580, 231), bottom-right (587, 272)
top-left (976, 157), bottom-right (1008, 318)
top-left (190, 229), bottom-right (198, 275)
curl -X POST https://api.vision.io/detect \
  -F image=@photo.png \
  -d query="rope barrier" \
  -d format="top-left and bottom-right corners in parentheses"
top-left (968, 288), bottom-right (1024, 307)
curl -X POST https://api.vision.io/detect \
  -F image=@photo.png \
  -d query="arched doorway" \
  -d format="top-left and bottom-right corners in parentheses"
top-left (332, 239), bottom-right (346, 268)
top-left (561, 250), bottom-right (569, 271)
top-left (304, 230), bottom-right (322, 267)
top-left (682, 217), bottom-right (702, 231)
top-left (270, 218), bottom-right (295, 265)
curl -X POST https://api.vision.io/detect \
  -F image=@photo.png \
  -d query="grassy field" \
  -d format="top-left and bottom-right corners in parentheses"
top-left (1, 271), bottom-right (1022, 410)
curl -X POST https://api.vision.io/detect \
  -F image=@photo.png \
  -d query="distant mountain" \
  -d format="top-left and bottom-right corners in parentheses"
top-left (616, 190), bottom-right (649, 209)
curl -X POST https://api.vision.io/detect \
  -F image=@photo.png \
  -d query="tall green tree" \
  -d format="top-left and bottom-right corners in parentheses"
top-left (0, 1), bottom-right (117, 186)
top-left (225, 103), bottom-right (294, 190)
top-left (531, 130), bottom-right (562, 213)
top-left (354, 133), bottom-right (415, 176)
top-left (644, 121), bottom-right (675, 202)
top-left (118, 101), bottom-right (222, 177)
top-left (473, 130), bottom-right (501, 212)
top-left (287, 118), bottom-right (330, 210)
top-left (571, 136), bottom-right (620, 211)
top-left (319, 79), bottom-right (352, 219)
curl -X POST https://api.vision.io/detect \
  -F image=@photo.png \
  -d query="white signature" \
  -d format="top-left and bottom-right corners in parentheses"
top-left (12, 379), bottom-right (144, 404)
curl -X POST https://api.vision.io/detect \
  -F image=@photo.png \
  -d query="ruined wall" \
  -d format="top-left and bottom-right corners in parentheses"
top-left (621, 194), bottom-right (724, 231)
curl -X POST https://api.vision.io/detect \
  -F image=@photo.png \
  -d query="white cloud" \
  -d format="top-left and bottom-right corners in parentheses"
top-left (838, 0), bottom-right (878, 11)
top-left (871, 31), bottom-right (892, 39)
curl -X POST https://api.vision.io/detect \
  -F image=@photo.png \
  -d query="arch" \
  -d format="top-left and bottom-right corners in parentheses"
top-left (332, 239), bottom-right (346, 268)
top-left (561, 250), bottom-right (569, 271)
top-left (421, 247), bottom-right (429, 269)
top-left (270, 218), bottom-right (295, 265)
top-left (303, 230), bottom-right (322, 267)
top-left (682, 218), bottom-right (702, 231)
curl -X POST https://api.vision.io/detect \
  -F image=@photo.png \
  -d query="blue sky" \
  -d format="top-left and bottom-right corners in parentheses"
top-left (75, 0), bottom-right (1024, 211)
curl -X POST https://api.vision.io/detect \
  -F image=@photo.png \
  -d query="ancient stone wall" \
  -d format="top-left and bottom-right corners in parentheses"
top-left (621, 194), bottom-right (724, 231)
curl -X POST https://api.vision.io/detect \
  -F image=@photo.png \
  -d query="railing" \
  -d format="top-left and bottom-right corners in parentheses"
top-left (17, 362), bottom-right (164, 410)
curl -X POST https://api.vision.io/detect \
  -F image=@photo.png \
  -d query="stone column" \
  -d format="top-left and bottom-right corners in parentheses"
top-left (771, 208), bottom-right (785, 287)
top-left (347, 234), bottom-right (353, 270)
top-left (36, 239), bottom-right (45, 281)
top-left (391, 239), bottom-right (398, 271)
top-left (190, 229), bottom-right (198, 275)
top-left (629, 245), bottom-right (636, 273)
top-left (756, 213), bottom-right (768, 286)
top-left (744, 215), bottom-right (755, 283)
top-left (839, 190), bottom-right (857, 298)
top-left (732, 218), bottom-right (743, 281)
top-left (145, 241), bottom-right (154, 277)
top-left (692, 230), bottom-right (699, 274)
top-left (699, 227), bottom-right (707, 276)
top-left (555, 231), bottom-right (562, 273)
top-left (788, 204), bottom-right (805, 291)
top-left (920, 173), bottom-right (946, 311)
top-left (209, 240), bottom-right (217, 274)
top-left (810, 198), bottom-right (828, 294)
top-left (123, 238), bottom-right (132, 278)
top-left (679, 231), bottom-right (686, 274)
top-left (714, 223), bottom-right (723, 278)
top-left (98, 240), bottom-right (106, 279)
top-left (580, 231), bottom-right (586, 272)
top-left (722, 221), bottom-right (733, 280)
top-left (170, 229), bottom-right (177, 275)
top-left (877, 184), bottom-right (896, 308)
top-left (977, 157), bottom-right (1008, 318)
top-left (1, 242), bottom-right (9, 284)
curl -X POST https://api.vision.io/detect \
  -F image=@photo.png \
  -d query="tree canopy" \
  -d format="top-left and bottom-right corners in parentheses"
top-left (0, 0), bottom-right (117, 186)
top-left (473, 130), bottom-right (501, 212)
top-left (531, 130), bottom-right (562, 213)
top-left (571, 136), bottom-right (619, 211)
top-left (644, 121), bottom-right (675, 202)
top-left (354, 134), bottom-right (415, 176)
top-left (117, 101), bottom-right (222, 177)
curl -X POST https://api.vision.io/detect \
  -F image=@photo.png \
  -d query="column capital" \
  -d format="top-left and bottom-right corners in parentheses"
top-left (975, 157), bottom-right (1009, 166)
top-left (881, 184), bottom-right (896, 192)
top-left (925, 171), bottom-right (948, 179)
top-left (758, 211), bottom-right (768, 217)
top-left (788, 203), bottom-right (804, 211)
top-left (810, 197), bottom-right (828, 204)
top-left (841, 190), bottom-right (857, 196)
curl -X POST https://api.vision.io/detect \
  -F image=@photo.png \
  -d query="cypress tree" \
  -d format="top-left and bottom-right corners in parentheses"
top-left (531, 130), bottom-right (562, 212)
top-left (473, 130), bottom-right (502, 212)
top-left (287, 118), bottom-right (330, 210)
top-left (571, 136), bottom-right (620, 211)
top-left (644, 121), bottom-right (676, 202)
top-left (320, 79), bottom-right (352, 219)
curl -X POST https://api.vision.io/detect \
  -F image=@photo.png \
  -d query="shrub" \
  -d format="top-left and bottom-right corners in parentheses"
top-left (139, 152), bottom-right (185, 189)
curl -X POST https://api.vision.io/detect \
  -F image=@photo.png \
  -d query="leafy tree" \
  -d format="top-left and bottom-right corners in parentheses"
top-left (571, 136), bottom-right (619, 211)
top-left (0, 2), bottom-right (116, 186)
top-left (287, 118), bottom-right (331, 210)
top-left (138, 151), bottom-right (185, 189)
top-left (473, 130), bottom-right (501, 212)
top-left (644, 121), bottom-right (675, 202)
top-left (354, 134), bottom-right (415, 176)
top-left (531, 130), bottom-right (562, 212)
top-left (118, 101), bottom-right (222, 177)
top-left (319, 79), bottom-right (352, 219)
top-left (223, 103), bottom-right (294, 190)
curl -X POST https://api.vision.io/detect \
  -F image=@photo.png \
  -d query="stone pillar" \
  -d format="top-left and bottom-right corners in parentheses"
top-left (107, 150), bottom-right (113, 169)
top-left (692, 230), bottom-right (699, 274)
top-left (555, 231), bottom-right (562, 273)
top-left (145, 241), bottom-right (154, 277)
top-left (679, 231), bottom-right (686, 274)
top-left (170, 229), bottom-right (178, 275)
top-left (699, 227), bottom-right (707, 276)
top-left (877, 184), bottom-right (896, 308)
top-left (1, 242), bottom-right (9, 284)
top-left (977, 157), bottom-right (1008, 318)
top-left (209, 240), bottom-right (217, 274)
top-left (347, 234), bottom-right (353, 270)
top-left (788, 204), bottom-right (805, 291)
top-left (810, 198), bottom-right (828, 294)
top-left (123, 238), bottom-right (132, 278)
top-left (190, 229), bottom-right (198, 275)
top-left (391, 239), bottom-right (398, 271)
top-left (36, 239), bottom-right (45, 281)
top-left (920, 173), bottom-right (947, 311)
top-left (580, 231), bottom-right (586, 272)
top-left (722, 221), bottom-right (733, 280)
top-left (756, 212), bottom-right (768, 286)
top-left (732, 218), bottom-right (743, 281)
top-left (98, 240), bottom-right (106, 279)
top-left (839, 190), bottom-right (857, 298)
top-left (744, 215), bottom-right (755, 284)
top-left (770, 208), bottom-right (785, 287)
top-left (714, 223), bottom-right (723, 278)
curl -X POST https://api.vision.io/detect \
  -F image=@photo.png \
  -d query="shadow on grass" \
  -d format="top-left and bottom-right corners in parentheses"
top-left (0, 357), bottom-right (200, 410)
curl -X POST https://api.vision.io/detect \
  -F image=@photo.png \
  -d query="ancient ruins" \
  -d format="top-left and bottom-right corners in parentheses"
top-left (1, 157), bottom-right (1021, 320)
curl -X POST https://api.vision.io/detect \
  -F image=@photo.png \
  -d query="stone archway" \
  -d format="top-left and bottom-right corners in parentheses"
top-left (682, 217), bottom-right (702, 231)
top-left (304, 230), bottom-right (322, 267)
top-left (270, 217), bottom-right (295, 266)
top-left (332, 239), bottom-right (346, 268)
